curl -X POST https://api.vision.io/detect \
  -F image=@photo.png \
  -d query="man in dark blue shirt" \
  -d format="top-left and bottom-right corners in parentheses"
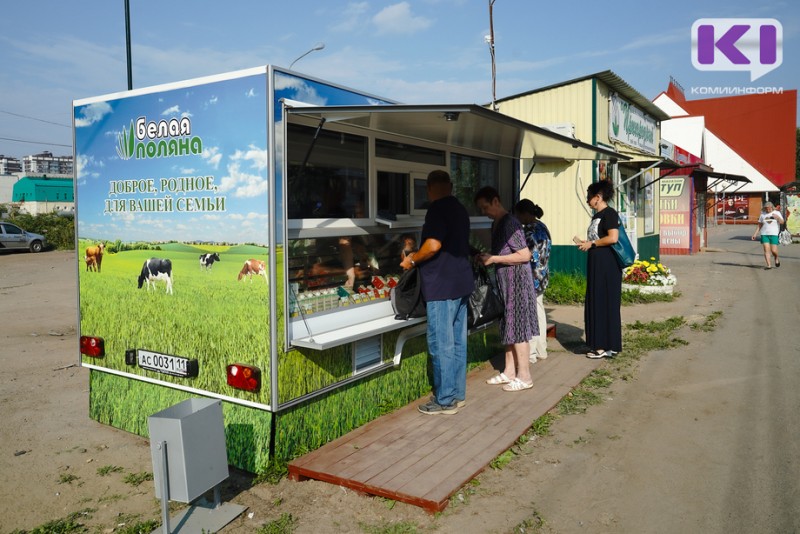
top-left (400, 170), bottom-right (473, 414)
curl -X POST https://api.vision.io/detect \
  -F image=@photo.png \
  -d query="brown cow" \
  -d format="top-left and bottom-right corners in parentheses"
top-left (238, 259), bottom-right (266, 282)
top-left (84, 243), bottom-right (105, 272)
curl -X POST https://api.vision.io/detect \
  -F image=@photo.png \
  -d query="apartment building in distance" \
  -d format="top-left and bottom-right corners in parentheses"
top-left (0, 155), bottom-right (23, 174)
top-left (22, 151), bottom-right (73, 175)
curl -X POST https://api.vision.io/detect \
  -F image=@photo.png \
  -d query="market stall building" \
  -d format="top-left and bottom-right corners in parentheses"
top-left (73, 66), bottom-right (621, 473)
top-left (493, 71), bottom-right (670, 273)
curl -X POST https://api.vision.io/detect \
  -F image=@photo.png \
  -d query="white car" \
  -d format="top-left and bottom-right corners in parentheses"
top-left (0, 222), bottom-right (46, 252)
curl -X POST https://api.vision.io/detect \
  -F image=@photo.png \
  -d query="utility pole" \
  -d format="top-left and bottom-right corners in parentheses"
top-left (125, 0), bottom-right (133, 90)
top-left (487, 0), bottom-right (497, 111)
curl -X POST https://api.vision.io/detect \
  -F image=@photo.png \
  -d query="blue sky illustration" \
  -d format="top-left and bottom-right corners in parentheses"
top-left (75, 70), bottom-right (392, 244)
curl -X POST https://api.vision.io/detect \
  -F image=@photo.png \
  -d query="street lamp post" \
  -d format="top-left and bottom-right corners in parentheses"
top-left (125, 0), bottom-right (133, 90)
top-left (289, 43), bottom-right (325, 70)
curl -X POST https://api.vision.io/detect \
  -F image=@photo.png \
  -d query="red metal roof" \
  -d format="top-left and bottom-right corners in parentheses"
top-left (665, 83), bottom-right (797, 187)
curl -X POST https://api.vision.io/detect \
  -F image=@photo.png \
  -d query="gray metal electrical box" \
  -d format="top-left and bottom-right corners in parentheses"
top-left (148, 398), bottom-right (229, 503)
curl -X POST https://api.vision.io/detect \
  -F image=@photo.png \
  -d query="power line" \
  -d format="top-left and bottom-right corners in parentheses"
top-left (0, 109), bottom-right (71, 128)
top-left (0, 136), bottom-right (72, 148)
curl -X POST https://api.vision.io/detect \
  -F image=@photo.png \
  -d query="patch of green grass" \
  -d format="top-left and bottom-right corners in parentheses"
top-left (360, 520), bottom-right (421, 534)
top-left (627, 316), bottom-right (686, 333)
top-left (621, 289), bottom-right (680, 305)
top-left (97, 493), bottom-right (125, 504)
top-left (381, 497), bottom-right (397, 510)
top-left (544, 272), bottom-right (586, 305)
top-left (112, 515), bottom-right (160, 534)
top-left (97, 464), bottom-right (124, 476)
top-left (581, 368), bottom-right (614, 389)
top-left (489, 449), bottom-right (516, 470)
top-left (620, 317), bottom-right (688, 363)
top-left (11, 508), bottom-right (95, 534)
top-left (58, 473), bottom-right (79, 485)
top-left (449, 479), bottom-right (481, 507)
top-left (544, 272), bottom-right (679, 306)
top-left (257, 513), bottom-right (296, 534)
top-left (253, 460), bottom-right (288, 486)
top-left (511, 510), bottom-right (547, 533)
top-left (530, 412), bottom-right (557, 437)
top-left (690, 310), bottom-right (723, 331)
top-left (123, 472), bottom-right (153, 487)
top-left (557, 388), bottom-right (603, 415)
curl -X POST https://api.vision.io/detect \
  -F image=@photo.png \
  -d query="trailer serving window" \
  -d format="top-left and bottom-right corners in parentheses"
top-left (287, 123), bottom-right (368, 220)
top-left (283, 103), bottom-right (629, 350)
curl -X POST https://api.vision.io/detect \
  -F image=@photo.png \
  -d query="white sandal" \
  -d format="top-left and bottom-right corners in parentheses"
top-left (486, 372), bottom-right (512, 385)
top-left (502, 378), bottom-right (533, 392)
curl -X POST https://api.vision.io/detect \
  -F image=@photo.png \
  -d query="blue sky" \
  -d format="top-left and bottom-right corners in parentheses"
top-left (1, 0), bottom-right (798, 159)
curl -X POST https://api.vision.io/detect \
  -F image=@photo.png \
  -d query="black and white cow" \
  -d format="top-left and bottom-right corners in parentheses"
top-left (199, 252), bottom-right (221, 271)
top-left (138, 258), bottom-right (173, 295)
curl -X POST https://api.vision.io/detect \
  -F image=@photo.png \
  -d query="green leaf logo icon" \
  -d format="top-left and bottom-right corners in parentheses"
top-left (116, 121), bottom-right (135, 160)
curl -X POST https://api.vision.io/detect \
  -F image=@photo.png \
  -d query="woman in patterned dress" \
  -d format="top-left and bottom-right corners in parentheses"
top-left (474, 187), bottom-right (538, 392)
top-left (514, 199), bottom-right (551, 363)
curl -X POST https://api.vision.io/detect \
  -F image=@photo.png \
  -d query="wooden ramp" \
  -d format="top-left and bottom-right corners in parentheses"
top-left (288, 353), bottom-right (599, 512)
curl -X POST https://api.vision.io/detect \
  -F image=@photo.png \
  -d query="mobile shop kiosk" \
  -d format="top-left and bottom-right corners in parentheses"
top-left (74, 66), bottom-right (621, 472)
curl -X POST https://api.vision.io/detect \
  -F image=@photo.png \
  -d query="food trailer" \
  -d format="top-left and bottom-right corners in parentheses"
top-left (74, 66), bottom-right (622, 472)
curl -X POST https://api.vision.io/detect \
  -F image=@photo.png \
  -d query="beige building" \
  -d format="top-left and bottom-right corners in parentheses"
top-left (495, 70), bottom-right (670, 273)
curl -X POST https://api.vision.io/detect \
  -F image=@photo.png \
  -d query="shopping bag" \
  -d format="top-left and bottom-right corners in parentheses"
top-left (611, 221), bottom-right (636, 269)
top-left (390, 268), bottom-right (426, 319)
top-left (467, 266), bottom-right (504, 329)
top-left (779, 229), bottom-right (792, 246)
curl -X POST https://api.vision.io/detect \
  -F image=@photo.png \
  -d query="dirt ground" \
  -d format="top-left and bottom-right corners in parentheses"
top-left (1, 225), bottom-right (797, 533)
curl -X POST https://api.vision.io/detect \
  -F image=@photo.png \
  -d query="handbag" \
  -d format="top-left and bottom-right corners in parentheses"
top-left (390, 268), bottom-right (426, 319)
top-left (611, 220), bottom-right (636, 268)
top-left (467, 266), bottom-right (504, 328)
top-left (779, 229), bottom-right (792, 246)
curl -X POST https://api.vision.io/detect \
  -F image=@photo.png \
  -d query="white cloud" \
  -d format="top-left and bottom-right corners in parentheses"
top-left (331, 2), bottom-right (370, 32)
top-left (201, 146), bottom-right (222, 169)
top-left (373, 3), bottom-right (432, 35)
top-left (231, 145), bottom-right (269, 171)
top-left (75, 102), bottom-right (112, 128)
top-left (216, 145), bottom-right (269, 198)
top-left (162, 105), bottom-right (181, 116)
top-left (245, 88), bottom-right (256, 98)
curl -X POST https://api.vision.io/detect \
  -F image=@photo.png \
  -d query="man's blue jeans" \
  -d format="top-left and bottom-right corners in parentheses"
top-left (426, 296), bottom-right (468, 406)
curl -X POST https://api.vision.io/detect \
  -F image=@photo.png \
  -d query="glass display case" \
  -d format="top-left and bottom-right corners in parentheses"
top-left (287, 230), bottom-right (420, 318)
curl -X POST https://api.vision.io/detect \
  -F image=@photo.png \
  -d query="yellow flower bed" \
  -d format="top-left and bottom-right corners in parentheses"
top-left (623, 257), bottom-right (677, 286)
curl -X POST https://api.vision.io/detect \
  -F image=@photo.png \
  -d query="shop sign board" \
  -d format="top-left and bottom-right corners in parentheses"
top-left (660, 177), bottom-right (692, 250)
top-left (609, 92), bottom-right (657, 155)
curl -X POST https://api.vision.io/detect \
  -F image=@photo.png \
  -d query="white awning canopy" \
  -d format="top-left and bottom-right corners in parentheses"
top-left (285, 103), bottom-right (629, 163)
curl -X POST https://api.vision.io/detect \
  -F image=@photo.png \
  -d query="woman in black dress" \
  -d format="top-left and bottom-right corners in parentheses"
top-left (575, 180), bottom-right (622, 358)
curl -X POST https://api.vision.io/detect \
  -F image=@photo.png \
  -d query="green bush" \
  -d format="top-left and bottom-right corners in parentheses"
top-left (3, 210), bottom-right (75, 250)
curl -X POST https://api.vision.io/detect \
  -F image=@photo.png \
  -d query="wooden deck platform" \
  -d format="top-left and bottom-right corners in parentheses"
top-left (288, 351), bottom-right (599, 512)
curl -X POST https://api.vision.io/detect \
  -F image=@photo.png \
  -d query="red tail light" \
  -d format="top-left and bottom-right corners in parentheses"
top-left (226, 364), bottom-right (260, 392)
top-left (80, 336), bottom-right (105, 358)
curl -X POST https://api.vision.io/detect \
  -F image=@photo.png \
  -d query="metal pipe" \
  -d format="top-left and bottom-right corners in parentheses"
top-left (125, 0), bottom-right (133, 90)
